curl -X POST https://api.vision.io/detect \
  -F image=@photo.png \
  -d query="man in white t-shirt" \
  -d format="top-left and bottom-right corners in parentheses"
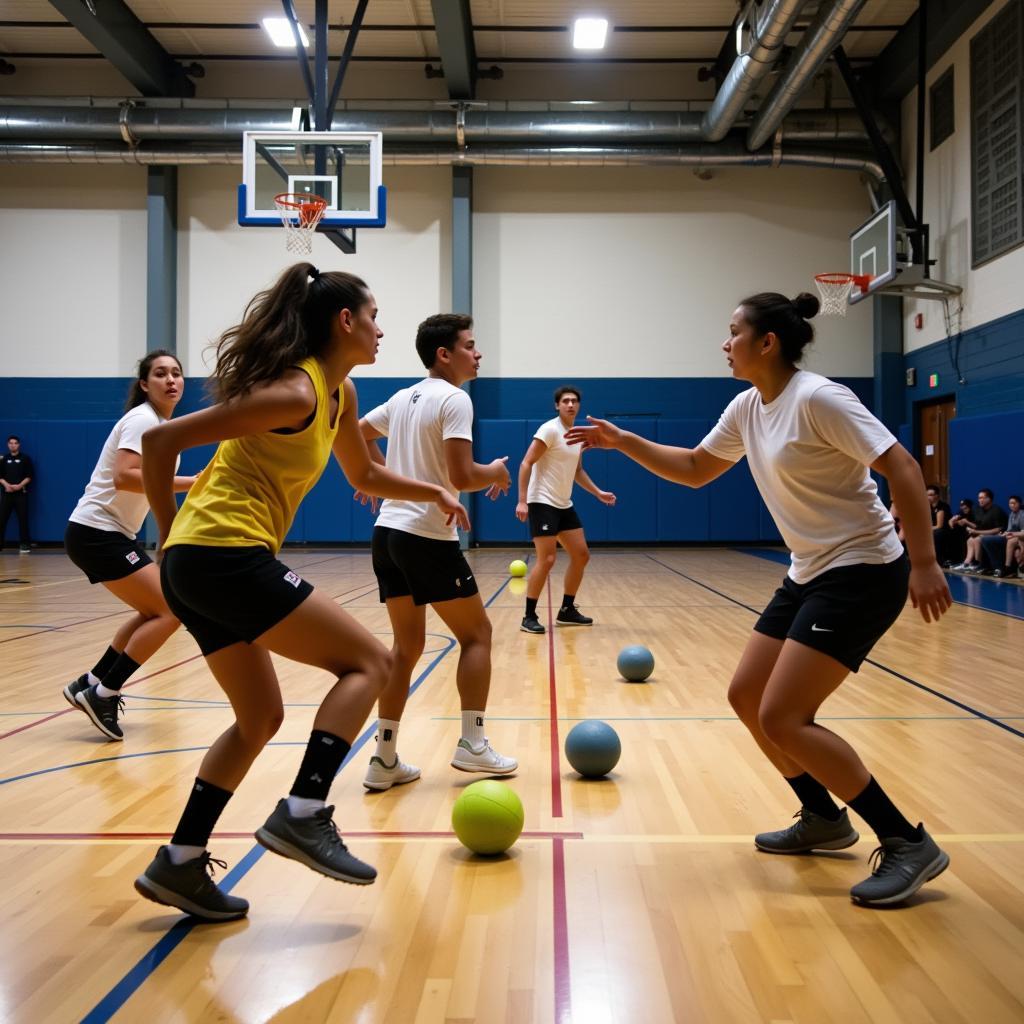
top-left (515, 386), bottom-right (615, 634)
top-left (358, 314), bottom-right (516, 791)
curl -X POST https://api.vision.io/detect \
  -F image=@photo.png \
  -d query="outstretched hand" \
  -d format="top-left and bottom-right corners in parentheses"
top-left (564, 415), bottom-right (624, 451)
top-left (598, 490), bottom-right (617, 506)
top-left (909, 562), bottom-right (953, 623)
top-left (437, 490), bottom-right (471, 531)
top-left (353, 490), bottom-right (381, 514)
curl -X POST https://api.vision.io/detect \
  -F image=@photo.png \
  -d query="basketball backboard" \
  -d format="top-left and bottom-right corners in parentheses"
top-left (849, 200), bottom-right (912, 303)
top-left (238, 130), bottom-right (386, 228)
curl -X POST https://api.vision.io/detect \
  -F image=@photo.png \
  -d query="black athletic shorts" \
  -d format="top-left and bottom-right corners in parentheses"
top-left (527, 502), bottom-right (582, 539)
top-left (160, 544), bottom-right (314, 656)
top-left (372, 525), bottom-right (478, 606)
top-left (65, 520), bottom-right (153, 584)
top-left (754, 554), bottom-right (910, 673)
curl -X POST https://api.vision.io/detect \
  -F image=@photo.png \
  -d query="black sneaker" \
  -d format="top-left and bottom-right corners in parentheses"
top-left (255, 799), bottom-right (377, 885)
top-left (62, 674), bottom-right (91, 710)
top-left (75, 684), bottom-right (124, 740)
top-left (520, 615), bottom-right (545, 634)
top-left (135, 846), bottom-right (249, 921)
top-left (754, 807), bottom-right (859, 854)
top-left (850, 826), bottom-right (950, 906)
top-left (556, 604), bottom-right (593, 627)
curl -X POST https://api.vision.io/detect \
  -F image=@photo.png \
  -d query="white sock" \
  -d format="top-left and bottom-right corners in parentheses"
top-left (375, 719), bottom-right (401, 764)
top-left (95, 682), bottom-right (118, 699)
top-left (86, 671), bottom-right (102, 686)
top-left (166, 843), bottom-right (205, 865)
top-left (461, 710), bottom-right (486, 748)
top-left (286, 795), bottom-right (325, 818)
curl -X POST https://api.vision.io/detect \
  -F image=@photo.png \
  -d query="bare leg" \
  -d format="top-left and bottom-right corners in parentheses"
top-left (526, 535), bottom-right (557, 601)
top-left (102, 563), bottom-right (179, 664)
top-left (256, 589), bottom-right (389, 741)
top-left (756, 640), bottom-right (870, 802)
top-left (431, 593), bottom-right (493, 711)
top-left (556, 527), bottom-right (590, 598)
top-left (377, 596), bottom-right (426, 722)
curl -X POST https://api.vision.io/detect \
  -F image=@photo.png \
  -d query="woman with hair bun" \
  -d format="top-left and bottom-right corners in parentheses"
top-left (566, 291), bottom-right (953, 909)
top-left (62, 350), bottom-right (194, 741)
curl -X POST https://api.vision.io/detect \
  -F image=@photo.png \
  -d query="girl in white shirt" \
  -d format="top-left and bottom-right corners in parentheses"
top-left (566, 291), bottom-right (953, 908)
top-left (62, 350), bottom-right (195, 741)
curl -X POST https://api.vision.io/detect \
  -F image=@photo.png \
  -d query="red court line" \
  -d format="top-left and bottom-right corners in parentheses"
top-left (0, 830), bottom-right (586, 841)
top-left (0, 608), bottom-right (130, 645)
top-left (552, 836), bottom-right (572, 1024)
top-left (0, 653), bottom-right (204, 742)
top-left (547, 580), bottom-right (563, 818)
top-left (1, 582), bottom-right (379, 743)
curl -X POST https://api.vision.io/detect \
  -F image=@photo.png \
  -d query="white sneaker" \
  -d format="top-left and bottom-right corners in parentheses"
top-left (363, 755), bottom-right (421, 791)
top-left (450, 738), bottom-right (518, 775)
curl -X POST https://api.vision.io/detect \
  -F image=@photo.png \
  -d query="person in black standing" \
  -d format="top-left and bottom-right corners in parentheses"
top-left (0, 436), bottom-right (34, 553)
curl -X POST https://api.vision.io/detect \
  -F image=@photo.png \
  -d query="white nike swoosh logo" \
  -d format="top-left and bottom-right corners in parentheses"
top-left (810, 624), bottom-right (834, 632)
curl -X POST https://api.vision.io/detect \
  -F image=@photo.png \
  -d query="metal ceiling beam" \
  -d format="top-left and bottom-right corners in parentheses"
top-left (47, 0), bottom-right (194, 97)
top-left (430, 0), bottom-right (476, 99)
top-left (866, 0), bottom-right (995, 102)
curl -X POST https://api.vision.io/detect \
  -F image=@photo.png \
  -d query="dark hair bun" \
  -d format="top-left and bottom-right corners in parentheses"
top-left (792, 292), bottom-right (820, 320)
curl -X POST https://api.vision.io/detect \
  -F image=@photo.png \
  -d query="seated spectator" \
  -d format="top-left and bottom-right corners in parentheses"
top-left (1012, 534), bottom-right (1024, 580)
top-left (927, 484), bottom-right (952, 562)
top-left (953, 488), bottom-right (1009, 573)
top-left (985, 495), bottom-right (1024, 578)
top-left (946, 498), bottom-right (974, 567)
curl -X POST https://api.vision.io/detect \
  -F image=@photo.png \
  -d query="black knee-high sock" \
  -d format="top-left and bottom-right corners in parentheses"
top-left (525, 597), bottom-right (538, 618)
top-left (170, 778), bottom-right (234, 848)
top-left (91, 645), bottom-right (120, 679)
top-left (561, 593), bottom-right (575, 610)
top-left (785, 772), bottom-right (842, 821)
top-left (290, 730), bottom-right (352, 802)
top-left (848, 776), bottom-right (920, 842)
top-left (100, 652), bottom-right (141, 691)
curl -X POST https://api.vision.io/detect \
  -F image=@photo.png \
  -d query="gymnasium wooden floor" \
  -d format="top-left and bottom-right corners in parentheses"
top-left (1, 547), bottom-right (1022, 1023)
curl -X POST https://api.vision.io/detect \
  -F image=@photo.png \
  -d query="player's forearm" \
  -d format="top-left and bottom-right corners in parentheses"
top-left (885, 453), bottom-right (935, 566)
top-left (617, 432), bottom-right (703, 487)
top-left (358, 463), bottom-right (445, 503)
top-left (518, 462), bottom-right (533, 503)
top-left (574, 469), bottom-right (601, 496)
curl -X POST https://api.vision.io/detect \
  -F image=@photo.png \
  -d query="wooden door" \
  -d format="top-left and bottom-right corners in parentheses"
top-left (917, 397), bottom-right (956, 494)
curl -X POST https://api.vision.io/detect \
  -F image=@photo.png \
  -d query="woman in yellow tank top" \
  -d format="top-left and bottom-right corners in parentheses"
top-left (134, 263), bottom-right (468, 922)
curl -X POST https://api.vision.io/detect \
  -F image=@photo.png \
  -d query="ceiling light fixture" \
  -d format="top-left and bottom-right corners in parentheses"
top-left (262, 17), bottom-right (309, 48)
top-left (572, 18), bottom-right (608, 50)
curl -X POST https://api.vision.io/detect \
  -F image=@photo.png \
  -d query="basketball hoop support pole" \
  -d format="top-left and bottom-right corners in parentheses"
top-left (834, 46), bottom-right (925, 266)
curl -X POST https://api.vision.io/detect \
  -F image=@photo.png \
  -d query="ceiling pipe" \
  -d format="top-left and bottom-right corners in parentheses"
top-left (702, 0), bottom-right (810, 142)
top-left (0, 101), bottom-right (892, 147)
top-left (747, 0), bottom-right (868, 151)
top-left (0, 140), bottom-right (885, 185)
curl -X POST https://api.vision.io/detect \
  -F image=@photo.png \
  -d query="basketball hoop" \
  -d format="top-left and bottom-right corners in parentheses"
top-left (814, 273), bottom-right (871, 316)
top-left (274, 193), bottom-right (329, 255)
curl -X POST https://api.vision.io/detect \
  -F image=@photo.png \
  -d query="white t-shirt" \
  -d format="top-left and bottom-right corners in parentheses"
top-left (69, 401), bottom-right (177, 539)
top-left (701, 370), bottom-right (904, 583)
top-left (364, 377), bottom-right (474, 542)
top-left (527, 416), bottom-right (581, 509)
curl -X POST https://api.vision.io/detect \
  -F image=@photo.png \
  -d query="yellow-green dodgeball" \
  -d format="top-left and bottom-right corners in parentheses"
top-left (451, 780), bottom-right (525, 855)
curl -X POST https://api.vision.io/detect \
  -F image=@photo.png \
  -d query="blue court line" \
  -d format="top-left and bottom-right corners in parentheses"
top-left (645, 553), bottom-right (1024, 743)
top-left (431, 714), bottom-right (1024, 722)
top-left (80, 568), bottom-right (515, 1024)
top-left (736, 547), bottom-right (1024, 621)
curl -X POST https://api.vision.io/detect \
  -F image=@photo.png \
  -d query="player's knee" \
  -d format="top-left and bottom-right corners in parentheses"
top-left (240, 705), bottom-right (284, 746)
top-left (727, 677), bottom-right (758, 720)
top-left (575, 547), bottom-right (590, 566)
top-left (541, 552), bottom-right (557, 571)
top-left (757, 704), bottom-right (793, 746)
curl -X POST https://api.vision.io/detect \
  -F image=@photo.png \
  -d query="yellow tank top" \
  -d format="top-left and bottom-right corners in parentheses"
top-left (165, 357), bottom-right (341, 554)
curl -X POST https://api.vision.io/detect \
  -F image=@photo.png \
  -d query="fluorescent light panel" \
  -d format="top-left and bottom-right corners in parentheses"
top-left (573, 17), bottom-right (608, 50)
top-left (262, 17), bottom-right (309, 48)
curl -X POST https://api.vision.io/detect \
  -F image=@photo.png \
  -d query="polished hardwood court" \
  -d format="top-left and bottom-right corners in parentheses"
top-left (1, 547), bottom-right (1022, 1023)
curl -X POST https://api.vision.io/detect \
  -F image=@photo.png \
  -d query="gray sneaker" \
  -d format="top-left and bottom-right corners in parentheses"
top-left (75, 684), bottom-right (124, 740)
top-left (255, 799), bottom-right (377, 885)
top-left (850, 827), bottom-right (950, 906)
top-left (755, 807), bottom-right (859, 854)
top-left (134, 846), bottom-right (249, 921)
top-left (62, 674), bottom-right (91, 710)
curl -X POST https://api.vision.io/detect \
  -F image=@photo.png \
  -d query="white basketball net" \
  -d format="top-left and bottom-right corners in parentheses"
top-left (814, 274), bottom-right (855, 317)
top-left (274, 194), bottom-right (328, 255)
